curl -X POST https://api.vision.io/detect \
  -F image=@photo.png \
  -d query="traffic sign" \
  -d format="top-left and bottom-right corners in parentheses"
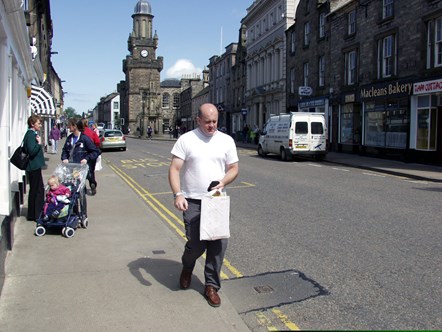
top-left (299, 86), bottom-right (313, 96)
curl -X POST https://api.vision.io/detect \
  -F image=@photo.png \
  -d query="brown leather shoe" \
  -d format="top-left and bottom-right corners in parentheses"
top-left (179, 269), bottom-right (192, 289)
top-left (204, 286), bottom-right (221, 307)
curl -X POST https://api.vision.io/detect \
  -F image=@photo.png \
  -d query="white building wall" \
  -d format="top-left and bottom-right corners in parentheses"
top-left (111, 94), bottom-right (120, 129)
top-left (0, 0), bottom-right (36, 217)
top-left (243, 0), bottom-right (299, 129)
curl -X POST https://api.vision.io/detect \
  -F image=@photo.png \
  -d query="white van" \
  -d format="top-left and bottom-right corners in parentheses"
top-left (258, 112), bottom-right (327, 160)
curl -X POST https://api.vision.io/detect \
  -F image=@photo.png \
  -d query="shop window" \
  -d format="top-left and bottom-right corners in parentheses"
top-left (416, 95), bottom-right (437, 150)
top-left (340, 104), bottom-right (354, 144)
top-left (364, 101), bottom-right (408, 149)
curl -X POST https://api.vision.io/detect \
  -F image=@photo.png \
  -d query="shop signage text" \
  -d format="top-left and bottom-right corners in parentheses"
top-left (360, 82), bottom-right (413, 99)
top-left (413, 79), bottom-right (442, 95)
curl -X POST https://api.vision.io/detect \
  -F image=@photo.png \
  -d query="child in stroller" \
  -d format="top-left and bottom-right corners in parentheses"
top-left (35, 163), bottom-right (89, 238)
top-left (43, 175), bottom-right (71, 220)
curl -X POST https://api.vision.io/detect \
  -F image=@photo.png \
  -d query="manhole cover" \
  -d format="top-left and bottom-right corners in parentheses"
top-left (254, 285), bottom-right (274, 294)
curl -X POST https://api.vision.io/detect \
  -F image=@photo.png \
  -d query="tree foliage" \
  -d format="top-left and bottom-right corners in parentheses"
top-left (64, 107), bottom-right (80, 120)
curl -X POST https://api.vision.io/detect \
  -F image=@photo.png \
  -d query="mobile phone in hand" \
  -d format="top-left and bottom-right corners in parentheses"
top-left (207, 181), bottom-right (220, 192)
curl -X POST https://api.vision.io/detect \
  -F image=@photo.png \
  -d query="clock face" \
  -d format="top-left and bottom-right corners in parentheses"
top-left (141, 49), bottom-right (148, 57)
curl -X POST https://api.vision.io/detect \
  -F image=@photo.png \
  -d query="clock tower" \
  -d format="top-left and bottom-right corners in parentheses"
top-left (121, 0), bottom-right (163, 137)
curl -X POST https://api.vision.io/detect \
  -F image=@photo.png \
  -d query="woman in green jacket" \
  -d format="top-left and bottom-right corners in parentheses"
top-left (23, 114), bottom-right (46, 221)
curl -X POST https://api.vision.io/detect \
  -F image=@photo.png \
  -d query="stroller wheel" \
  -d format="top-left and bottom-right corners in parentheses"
top-left (81, 217), bottom-right (88, 229)
top-left (61, 227), bottom-right (66, 236)
top-left (35, 226), bottom-right (46, 237)
top-left (64, 227), bottom-right (75, 238)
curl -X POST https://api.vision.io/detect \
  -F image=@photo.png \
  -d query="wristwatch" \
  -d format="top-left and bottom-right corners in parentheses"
top-left (173, 192), bottom-right (184, 199)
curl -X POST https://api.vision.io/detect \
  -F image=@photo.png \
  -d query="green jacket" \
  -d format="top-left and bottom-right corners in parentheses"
top-left (23, 129), bottom-right (45, 171)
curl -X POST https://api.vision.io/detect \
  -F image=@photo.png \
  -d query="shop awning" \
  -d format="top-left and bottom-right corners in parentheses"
top-left (30, 85), bottom-right (56, 116)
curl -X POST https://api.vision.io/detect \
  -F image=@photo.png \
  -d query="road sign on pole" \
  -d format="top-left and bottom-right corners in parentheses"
top-left (298, 86), bottom-right (313, 96)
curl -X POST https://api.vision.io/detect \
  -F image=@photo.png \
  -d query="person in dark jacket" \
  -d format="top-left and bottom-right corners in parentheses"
top-left (78, 119), bottom-right (101, 195)
top-left (23, 114), bottom-right (46, 221)
top-left (61, 118), bottom-right (100, 165)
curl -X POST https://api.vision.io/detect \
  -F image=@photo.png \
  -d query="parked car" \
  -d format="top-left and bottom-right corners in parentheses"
top-left (99, 129), bottom-right (126, 151)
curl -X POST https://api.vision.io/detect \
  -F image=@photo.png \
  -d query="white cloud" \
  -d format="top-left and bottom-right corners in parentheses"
top-left (166, 59), bottom-right (202, 79)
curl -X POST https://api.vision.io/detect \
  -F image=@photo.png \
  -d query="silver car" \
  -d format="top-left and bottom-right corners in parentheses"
top-left (99, 129), bottom-right (126, 151)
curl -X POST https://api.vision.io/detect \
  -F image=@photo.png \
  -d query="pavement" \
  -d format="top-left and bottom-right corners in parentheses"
top-left (0, 135), bottom-right (440, 331)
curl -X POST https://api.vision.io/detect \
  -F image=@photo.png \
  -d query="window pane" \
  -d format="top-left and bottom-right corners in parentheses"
top-left (385, 109), bottom-right (408, 148)
top-left (417, 95), bottom-right (429, 108)
top-left (383, 0), bottom-right (393, 18)
top-left (430, 109), bottom-right (437, 149)
top-left (365, 111), bottom-right (386, 147)
top-left (295, 122), bottom-right (308, 134)
top-left (311, 122), bottom-right (323, 134)
top-left (340, 104), bottom-right (354, 143)
top-left (435, 19), bottom-right (442, 66)
top-left (417, 109), bottom-right (430, 149)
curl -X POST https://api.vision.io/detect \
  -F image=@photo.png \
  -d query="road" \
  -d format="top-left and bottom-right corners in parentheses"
top-left (101, 137), bottom-right (442, 331)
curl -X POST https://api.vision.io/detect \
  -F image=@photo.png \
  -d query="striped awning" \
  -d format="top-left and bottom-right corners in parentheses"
top-left (30, 85), bottom-right (56, 116)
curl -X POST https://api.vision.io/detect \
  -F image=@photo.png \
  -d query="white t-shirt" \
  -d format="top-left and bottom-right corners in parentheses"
top-left (171, 128), bottom-right (239, 199)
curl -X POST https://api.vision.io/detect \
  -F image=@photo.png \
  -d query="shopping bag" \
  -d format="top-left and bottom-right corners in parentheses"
top-left (200, 190), bottom-right (230, 241)
top-left (10, 144), bottom-right (29, 170)
top-left (95, 155), bottom-right (103, 171)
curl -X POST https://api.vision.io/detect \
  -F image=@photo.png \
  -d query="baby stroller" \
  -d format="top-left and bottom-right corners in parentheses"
top-left (35, 163), bottom-right (89, 238)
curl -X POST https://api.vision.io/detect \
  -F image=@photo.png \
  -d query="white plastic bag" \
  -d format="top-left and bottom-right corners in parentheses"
top-left (95, 155), bottom-right (102, 171)
top-left (200, 190), bottom-right (230, 241)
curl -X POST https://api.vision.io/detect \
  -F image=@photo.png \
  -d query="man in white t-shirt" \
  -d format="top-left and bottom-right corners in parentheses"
top-left (168, 103), bottom-right (239, 307)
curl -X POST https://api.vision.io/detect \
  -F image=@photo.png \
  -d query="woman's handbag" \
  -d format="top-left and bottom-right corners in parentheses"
top-left (10, 143), bottom-right (29, 170)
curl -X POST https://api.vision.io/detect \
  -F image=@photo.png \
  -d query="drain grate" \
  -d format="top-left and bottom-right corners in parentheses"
top-left (254, 285), bottom-right (274, 294)
top-left (152, 250), bottom-right (166, 254)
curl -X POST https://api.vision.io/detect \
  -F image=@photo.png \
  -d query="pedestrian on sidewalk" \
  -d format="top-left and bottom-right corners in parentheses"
top-left (147, 125), bottom-right (153, 140)
top-left (168, 103), bottom-right (239, 307)
top-left (242, 124), bottom-right (249, 143)
top-left (49, 124), bottom-right (61, 154)
top-left (23, 114), bottom-right (46, 221)
top-left (61, 118), bottom-right (100, 166)
top-left (78, 119), bottom-right (101, 195)
top-left (169, 125), bottom-right (173, 138)
top-left (91, 123), bottom-right (100, 137)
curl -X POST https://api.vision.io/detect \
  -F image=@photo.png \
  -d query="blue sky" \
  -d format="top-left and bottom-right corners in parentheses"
top-left (51, 0), bottom-right (252, 114)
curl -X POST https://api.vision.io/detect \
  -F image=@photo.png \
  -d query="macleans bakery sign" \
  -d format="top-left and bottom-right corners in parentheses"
top-left (359, 80), bottom-right (413, 100)
top-left (413, 78), bottom-right (442, 95)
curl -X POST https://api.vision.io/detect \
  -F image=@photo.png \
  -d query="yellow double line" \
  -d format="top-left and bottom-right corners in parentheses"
top-left (108, 162), bottom-right (300, 331)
